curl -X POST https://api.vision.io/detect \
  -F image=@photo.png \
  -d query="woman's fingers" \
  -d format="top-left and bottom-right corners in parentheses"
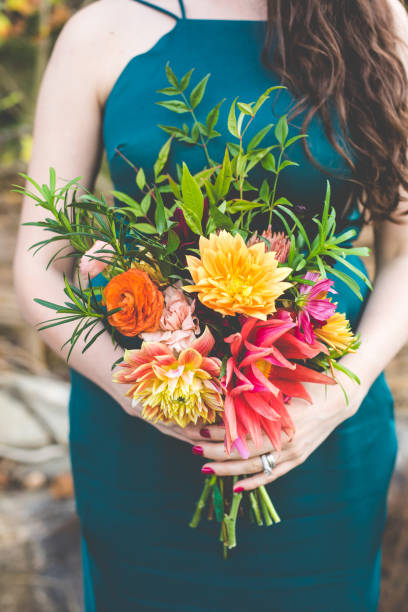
top-left (197, 436), bottom-right (277, 462)
top-left (232, 461), bottom-right (292, 491)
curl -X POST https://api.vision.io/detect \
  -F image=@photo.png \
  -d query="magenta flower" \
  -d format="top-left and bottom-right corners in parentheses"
top-left (295, 272), bottom-right (337, 344)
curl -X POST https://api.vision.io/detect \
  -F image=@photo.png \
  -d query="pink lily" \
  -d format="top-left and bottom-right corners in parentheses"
top-left (296, 272), bottom-right (337, 344)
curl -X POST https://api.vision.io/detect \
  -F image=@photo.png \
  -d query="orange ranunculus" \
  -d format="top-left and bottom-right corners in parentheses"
top-left (104, 269), bottom-right (164, 337)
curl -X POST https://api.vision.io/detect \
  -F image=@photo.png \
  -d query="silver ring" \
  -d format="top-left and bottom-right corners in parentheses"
top-left (261, 452), bottom-right (276, 476)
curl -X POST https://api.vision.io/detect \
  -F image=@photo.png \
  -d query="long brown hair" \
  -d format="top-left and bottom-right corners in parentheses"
top-left (263, 0), bottom-right (408, 223)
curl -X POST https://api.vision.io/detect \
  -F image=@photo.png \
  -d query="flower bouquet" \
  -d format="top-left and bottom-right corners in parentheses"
top-left (18, 64), bottom-right (370, 556)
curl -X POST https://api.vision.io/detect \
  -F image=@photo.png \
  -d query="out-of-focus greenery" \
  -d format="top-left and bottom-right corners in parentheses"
top-left (0, 0), bottom-right (86, 169)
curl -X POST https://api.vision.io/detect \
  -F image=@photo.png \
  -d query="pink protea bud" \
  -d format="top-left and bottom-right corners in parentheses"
top-left (247, 226), bottom-right (291, 263)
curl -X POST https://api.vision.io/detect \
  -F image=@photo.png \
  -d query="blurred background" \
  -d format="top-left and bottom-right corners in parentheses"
top-left (0, 1), bottom-right (407, 610)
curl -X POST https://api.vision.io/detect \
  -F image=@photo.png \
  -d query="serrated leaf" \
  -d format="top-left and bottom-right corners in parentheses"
top-left (206, 99), bottom-right (224, 132)
top-left (253, 85), bottom-right (285, 113)
top-left (285, 133), bottom-right (307, 148)
top-left (275, 115), bottom-right (288, 145)
top-left (180, 68), bottom-right (194, 91)
top-left (190, 73), bottom-right (210, 109)
top-left (248, 123), bottom-right (273, 151)
top-left (165, 229), bottom-right (180, 254)
top-left (165, 62), bottom-right (179, 88)
top-left (214, 148), bottom-right (232, 200)
top-left (261, 153), bottom-right (276, 172)
top-left (156, 100), bottom-right (190, 113)
top-left (167, 175), bottom-right (181, 199)
top-left (181, 163), bottom-right (203, 234)
top-left (156, 86), bottom-right (179, 95)
top-left (154, 136), bottom-right (172, 178)
top-left (228, 97), bottom-right (239, 138)
top-left (237, 102), bottom-right (253, 116)
top-left (140, 193), bottom-right (151, 215)
top-left (154, 189), bottom-right (166, 235)
top-left (136, 168), bottom-right (145, 191)
top-left (278, 160), bottom-right (299, 172)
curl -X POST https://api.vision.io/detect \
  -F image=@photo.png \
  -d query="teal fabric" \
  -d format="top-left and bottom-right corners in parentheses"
top-left (69, 9), bottom-right (398, 611)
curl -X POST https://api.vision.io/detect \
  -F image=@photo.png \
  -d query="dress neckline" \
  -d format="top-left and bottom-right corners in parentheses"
top-left (104, 18), bottom-right (267, 111)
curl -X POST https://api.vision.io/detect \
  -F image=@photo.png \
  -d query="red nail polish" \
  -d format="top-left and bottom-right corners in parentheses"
top-left (200, 428), bottom-right (211, 438)
top-left (192, 445), bottom-right (203, 456)
top-left (234, 486), bottom-right (245, 493)
top-left (201, 466), bottom-right (215, 474)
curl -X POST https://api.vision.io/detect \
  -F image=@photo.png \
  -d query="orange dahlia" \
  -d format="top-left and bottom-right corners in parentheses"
top-left (315, 311), bottom-right (356, 352)
top-left (104, 269), bottom-right (164, 337)
top-left (184, 231), bottom-right (292, 319)
top-left (113, 328), bottom-right (223, 427)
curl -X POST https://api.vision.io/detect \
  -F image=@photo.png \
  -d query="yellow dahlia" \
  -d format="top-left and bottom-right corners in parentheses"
top-left (113, 328), bottom-right (223, 427)
top-left (315, 312), bottom-right (356, 352)
top-left (184, 231), bottom-right (292, 319)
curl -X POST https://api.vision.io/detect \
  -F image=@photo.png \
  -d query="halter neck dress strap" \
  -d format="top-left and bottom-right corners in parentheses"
top-left (131, 0), bottom-right (186, 20)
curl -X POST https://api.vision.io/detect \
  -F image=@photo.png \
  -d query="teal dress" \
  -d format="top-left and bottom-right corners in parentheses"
top-left (69, 2), bottom-right (398, 610)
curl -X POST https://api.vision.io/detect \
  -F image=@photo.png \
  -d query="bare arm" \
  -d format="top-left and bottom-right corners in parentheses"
top-left (13, 3), bottom-right (210, 446)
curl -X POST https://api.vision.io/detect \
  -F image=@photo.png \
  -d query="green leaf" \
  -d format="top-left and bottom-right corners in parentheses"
top-left (278, 160), bottom-right (299, 172)
top-left (228, 200), bottom-right (263, 213)
top-left (259, 180), bottom-right (269, 202)
top-left (275, 115), bottom-right (288, 145)
top-left (134, 223), bottom-right (158, 235)
top-left (156, 86), bottom-right (179, 95)
top-left (180, 68), bottom-right (194, 91)
top-left (154, 137), bottom-right (172, 178)
top-left (328, 266), bottom-right (363, 300)
top-left (237, 102), bottom-right (253, 116)
top-left (206, 99), bottom-right (225, 132)
top-left (190, 73), bottom-right (210, 109)
top-left (253, 85), bottom-right (285, 113)
top-left (156, 100), bottom-right (190, 113)
top-left (136, 168), bottom-right (146, 191)
top-left (154, 189), bottom-right (166, 235)
top-left (277, 205), bottom-right (311, 250)
top-left (227, 97), bottom-right (239, 138)
top-left (206, 204), bottom-right (234, 234)
top-left (285, 134), bottom-right (307, 148)
top-left (261, 153), bottom-right (276, 173)
top-left (248, 124), bottom-right (273, 151)
top-left (165, 62), bottom-right (179, 88)
top-left (140, 193), bottom-right (151, 215)
top-left (332, 361), bottom-right (361, 385)
top-left (181, 208), bottom-right (202, 235)
top-left (165, 229), bottom-right (180, 254)
top-left (214, 148), bottom-right (232, 200)
top-left (327, 253), bottom-right (373, 289)
top-left (111, 191), bottom-right (143, 216)
top-left (180, 163), bottom-right (204, 234)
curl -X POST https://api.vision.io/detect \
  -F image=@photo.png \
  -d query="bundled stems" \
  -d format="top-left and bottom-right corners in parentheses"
top-left (190, 475), bottom-right (281, 556)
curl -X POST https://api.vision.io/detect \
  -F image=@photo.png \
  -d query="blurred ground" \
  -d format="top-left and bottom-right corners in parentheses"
top-left (0, 167), bottom-right (407, 611)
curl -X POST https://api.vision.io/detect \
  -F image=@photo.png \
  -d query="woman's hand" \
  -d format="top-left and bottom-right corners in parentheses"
top-left (196, 379), bottom-right (366, 492)
top-left (116, 383), bottom-right (226, 448)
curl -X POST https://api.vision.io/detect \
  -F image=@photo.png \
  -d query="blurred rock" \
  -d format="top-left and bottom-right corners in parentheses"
top-left (23, 471), bottom-right (47, 490)
top-left (0, 490), bottom-right (82, 612)
top-left (0, 390), bottom-right (49, 448)
top-left (49, 473), bottom-right (74, 500)
top-left (0, 373), bottom-right (70, 462)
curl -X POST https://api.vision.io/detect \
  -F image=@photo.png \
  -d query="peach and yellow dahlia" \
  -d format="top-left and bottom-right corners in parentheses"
top-left (315, 312), bottom-right (356, 353)
top-left (184, 231), bottom-right (292, 319)
top-left (114, 328), bottom-right (223, 427)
